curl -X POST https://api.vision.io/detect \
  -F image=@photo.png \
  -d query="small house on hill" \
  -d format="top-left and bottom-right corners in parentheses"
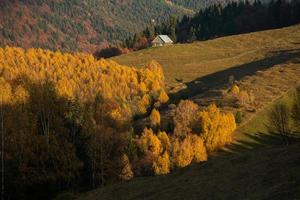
top-left (151, 35), bottom-right (174, 47)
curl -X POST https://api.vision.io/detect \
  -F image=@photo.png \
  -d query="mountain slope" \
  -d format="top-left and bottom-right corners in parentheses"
top-left (0, 0), bottom-right (187, 53)
top-left (0, 0), bottom-right (201, 53)
top-left (74, 25), bottom-right (300, 200)
top-left (76, 143), bottom-right (300, 200)
top-left (0, 0), bottom-right (252, 53)
top-left (113, 24), bottom-right (300, 88)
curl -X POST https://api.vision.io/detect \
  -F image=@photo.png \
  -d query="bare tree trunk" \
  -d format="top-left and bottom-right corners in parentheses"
top-left (100, 132), bottom-right (104, 187)
top-left (1, 97), bottom-right (5, 200)
top-left (100, 108), bottom-right (105, 187)
top-left (41, 106), bottom-right (50, 144)
top-left (92, 158), bottom-right (95, 189)
top-left (40, 86), bottom-right (50, 145)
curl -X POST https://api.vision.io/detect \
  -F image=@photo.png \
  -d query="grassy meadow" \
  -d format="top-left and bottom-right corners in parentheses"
top-left (70, 25), bottom-right (300, 200)
top-left (113, 25), bottom-right (300, 90)
top-left (116, 24), bottom-right (300, 144)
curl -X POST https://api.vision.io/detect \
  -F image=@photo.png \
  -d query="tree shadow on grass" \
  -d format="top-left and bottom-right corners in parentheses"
top-left (221, 131), bottom-right (300, 156)
top-left (170, 48), bottom-right (300, 102)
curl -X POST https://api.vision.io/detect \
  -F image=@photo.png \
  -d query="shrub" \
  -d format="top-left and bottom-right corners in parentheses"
top-left (230, 84), bottom-right (240, 95)
top-left (269, 102), bottom-right (291, 143)
top-left (238, 91), bottom-right (250, 106)
top-left (235, 111), bottom-right (242, 124)
top-left (292, 88), bottom-right (300, 130)
top-left (119, 154), bottom-right (134, 181)
top-left (94, 46), bottom-right (123, 59)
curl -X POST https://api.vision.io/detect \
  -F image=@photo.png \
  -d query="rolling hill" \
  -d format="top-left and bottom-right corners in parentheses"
top-left (73, 24), bottom-right (300, 200)
top-left (113, 24), bottom-right (300, 90)
top-left (115, 23), bottom-right (300, 142)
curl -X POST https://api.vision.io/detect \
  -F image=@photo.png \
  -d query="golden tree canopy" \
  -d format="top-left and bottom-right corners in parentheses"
top-left (150, 108), bottom-right (161, 127)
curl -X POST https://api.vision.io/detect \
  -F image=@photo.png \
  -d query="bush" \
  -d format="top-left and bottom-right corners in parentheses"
top-left (238, 91), bottom-right (250, 106)
top-left (230, 84), bottom-right (240, 95)
top-left (119, 154), bottom-right (134, 181)
top-left (235, 111), bottom-right (242, 124)
top-left (269, 102), bottom-right (291, 143)
top-left (292, 88), bottom-right (300, 131)
top-left (94, 46), bottom-right (123, 59)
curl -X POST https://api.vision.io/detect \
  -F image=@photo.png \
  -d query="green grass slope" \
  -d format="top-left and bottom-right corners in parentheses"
top-left (113, 24), bottom-right (300, 89)
top-left (234, 88), bottom-right (296, 143)
top-left (77, 143), bottom-right (300, 200)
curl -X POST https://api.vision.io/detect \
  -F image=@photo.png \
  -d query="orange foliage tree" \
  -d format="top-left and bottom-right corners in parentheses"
top-left (197, 104), bottom-right (236, 152)
top-left (172, 134), bottom-right (207, 168)
top-left (173, 100), bottom-right (199, 138)
top-left (150, 108), bottom-right (161, 129)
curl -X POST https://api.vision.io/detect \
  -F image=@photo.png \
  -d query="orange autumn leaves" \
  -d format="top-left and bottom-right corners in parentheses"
top-left (0, 46), bottom-right (170, 189)
top-left (136, 102), bottom-right (236, 175)
top-left (0, 46), bottom-right (168, 120)
top-left (0, 46), bottom-right (237, 182)
top-left (198, 104), bottom-right (236, 152)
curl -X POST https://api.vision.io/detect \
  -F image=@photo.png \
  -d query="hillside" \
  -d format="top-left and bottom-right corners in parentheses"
top-left (76, 87), bottom-right (300, 200)
top-left (77, 143), bottom-right (300, 200)
top-left (115, 24), bottom-right (300, 139)
top-left (0, 0), bottom-right (186, 53)
top-left (0, 0), bottom-right (261, 54)
top-left (0, 0), bottom-right (232, 54)
top-left (1, 13), bottom-right (300, 200)
top-left (113, 24), bottom-right (300, 90)
top-left (72, 25), bottom-right (300, 199)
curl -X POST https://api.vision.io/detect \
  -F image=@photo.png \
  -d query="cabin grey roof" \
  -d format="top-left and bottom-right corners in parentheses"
top-left (152, 35), bottom-right (174, 44)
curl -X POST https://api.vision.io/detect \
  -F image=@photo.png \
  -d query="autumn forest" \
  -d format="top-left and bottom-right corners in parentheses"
top-left (0, 47), bottom-right (239, 199)
top-left (1, 0), bottom-right (300, 200)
